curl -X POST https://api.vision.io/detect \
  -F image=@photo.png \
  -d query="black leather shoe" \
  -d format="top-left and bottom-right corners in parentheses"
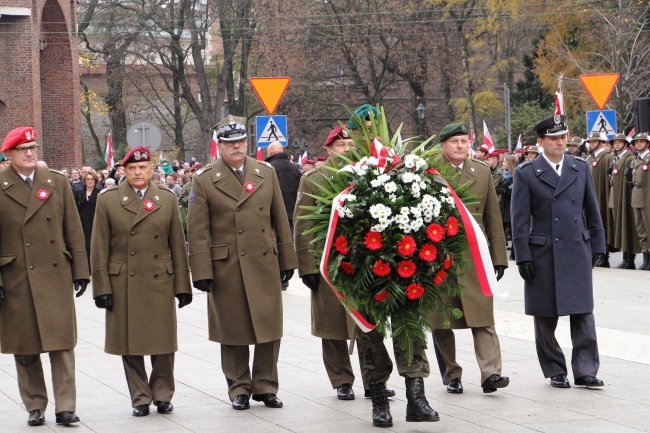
top-left (364, 387), bottom-right (396, 398)
top-left (55, 411), bottom-right (80, 425)
top-left (481, 374), bottom-right (509, 393)
top-left (446, 378), bottom-right (463, 394)
top-left (252, 393), bottom-right (283, 408)
top-left (155, 401), bottom-right (174, 414)
top-left (550, 374), bottom-right (570, 388)
top-left (27, 409), bottom-right (45, 426)
top-left (132, 404), bottom-right (150, 417)
top-left (337, 383), bottom-right (355, 400)
top-left (232, 395), bottom-right (250, 410)
top-left (574, 375), bottom-right (604, 387)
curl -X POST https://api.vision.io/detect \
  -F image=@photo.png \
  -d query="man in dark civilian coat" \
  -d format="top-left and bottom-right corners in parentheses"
top-left (511, 115), bottom-right (606, 389)
top-left (0, 127), bottom-right (89, 427)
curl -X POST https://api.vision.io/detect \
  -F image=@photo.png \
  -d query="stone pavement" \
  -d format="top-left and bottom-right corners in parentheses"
top-left (0, 252), bottom-right (649, 432)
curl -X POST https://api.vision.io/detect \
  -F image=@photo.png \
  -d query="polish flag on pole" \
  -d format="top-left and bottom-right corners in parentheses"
top-left (159, 149), bottom-right (163, 163)
top-left (516, 134), bottom-right (523, 151)
top-left (210, 130), bottom-right (219, 162)
top-left (483, 120), bottom-right (495, 152)
top-left (470, 129), bottom-right (476, 149)
top-left (554, 91), bottom-right (565, 115)
top-left (627, 127), bottom-right (636, 137)
top-left (105, 133), bottom-right (114, 168)
top-left (300, 150), bottom-right (308, 163)
top-left (256, 148), bottom-right (264, 160)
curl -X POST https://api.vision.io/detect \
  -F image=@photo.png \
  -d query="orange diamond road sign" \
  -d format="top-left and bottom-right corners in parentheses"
top-left (249, 77), bottom-right (291, 115)
top-left (579, 73), bottom-right (620, 110)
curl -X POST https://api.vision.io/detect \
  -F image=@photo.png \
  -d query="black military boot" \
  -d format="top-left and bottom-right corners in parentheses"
top-left (369, 383), bottom-right (392, 428)
top-left (638, 252), bottom-right (650, 270)
top-left (624, 253), bottom-right (637, 269)
top-left (405, 378), bottom-right (440, 422)
top-left (616, 252), bottom-right (629, 269)
top-left (596, 252), bottom-right (610, 268)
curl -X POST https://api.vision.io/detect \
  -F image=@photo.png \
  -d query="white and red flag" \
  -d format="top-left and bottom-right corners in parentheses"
top-left (483, 120), bottom-right (495, 152)
top-left (628, 127), bottom-right (636, 137)
top-left (210, 130), bottom-right (220, 162)
top-left (105, 134), bottom-right (114, 168)
top-left (516, 134), bottom-right (523, 151)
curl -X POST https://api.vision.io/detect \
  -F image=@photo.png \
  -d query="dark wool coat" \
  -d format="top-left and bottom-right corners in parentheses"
top-left (0, 166), bottom-right (89, 354)
top-left (265, 152), bottom-right (302, 221)
top-left (91, 181), bottom-right (191, 355)
top-left (511, 156), bottom-right (605, 317)
top-left (294, 164), bottom-right (355, 340)
top-left (74, 187), bottom-right (99, 252)
top-left (188, 157), bottom-right (298, 345)
top-left (429, 158), bottom-right (508, 329)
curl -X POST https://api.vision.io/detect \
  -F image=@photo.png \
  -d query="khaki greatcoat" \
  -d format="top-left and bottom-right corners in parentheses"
top-left (188, 157), bottom-right (297, 345)
top-left (429, 158), bottom-right (508, 329)
top-left (0, 166), bottom-right (89, 354)
top-left (293, 164), bottom-right (355, 340)
top-left (586, 150), bottom-right (614, 247)
top-left (608, 151), bottom-right (641, 253)
top-left (91, 181), bottom-right (191, 355)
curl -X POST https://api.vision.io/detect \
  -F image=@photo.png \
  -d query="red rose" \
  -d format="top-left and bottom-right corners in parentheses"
top-left (396, 235), bottom-right (416, 257)
top-left (335, 235), bottom-right (349, 255)
top-left (426, 223), bottom-right (445, 242)
top-left (443, 254), bottom-right (454, 270)
top-left (340, 261), bottom-right (355, 275)
top-left (405, 283), bottom-right (425, 300)
top-left (372, 259), bottom-right (391, 277)
top-left (364, 231), bottom-right (383, 251)
top-left (397, 260), bottom-right (416, 278)
top-left (418, 244), bottom-right (437, 262)
top-left (445, 216), bottom-right (459, 236)
top-left (433, 269), bottom-right (447, 285)
top-left (374, 290), bottom-right (390, 302)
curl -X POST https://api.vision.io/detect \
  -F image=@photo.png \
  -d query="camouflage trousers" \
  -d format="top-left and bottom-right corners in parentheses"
top-left (356, 327), bottom-right (430, 388)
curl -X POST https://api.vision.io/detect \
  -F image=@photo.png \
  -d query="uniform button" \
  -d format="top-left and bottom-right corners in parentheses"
top-left (130, 272), bottom-right (135, 277)
top-left (130, 251), bottom-right (135, 256)
top-left (554, 218), bottom-right (558, 222)
top-left (154, 274), bottom-right (158, 278)
top-left (555, 238), bottom-right (559, 242)
top-left (53, 262), bottom-right (57, 267)
top-left (259, 206), bottom-right (263, 210)
top-left (572, 198), bottom-right (576, 202)
top-left (26, 243), bottom-right (31, 247)
top-left (29, 266), bottom-right (34, 270)
top-left (240, 252), bottom-right (245, 256)
top-left (236, 207), bottom-right (240, 212)
top-left (154, 253), bottom-right (158, 258)
top-left (261, 228), bottom-right (265, 232)
top-left (131, 231), bottom-right (135, 236)
top-left (263, 251), bottom-right (268, 256)
top-left (155, 235), bottom-right (159, 239)
top-left (238, 229), bottom-right (243, 234)
top-left (47, 216), bottom-right (51, 221)
top-left (552, 198), bottom-right (556, 202)
top-left (49, 239), bottom-right (54, 244)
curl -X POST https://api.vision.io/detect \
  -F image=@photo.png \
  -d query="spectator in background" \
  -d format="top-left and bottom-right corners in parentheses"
top-left (70, 168), bottom-right (84, 193)
top-left (74, 170), bottom-right (100, 269)
top-left (497, 155), bottom-right (516, 260)
top-left (105, 178), bottom-right (116, 189)
top-left (301, 158), bottom-right (315, 173)
top-left (160, 158), bottom-right (174, 176)
top-left (166, 173), bottom-right (182, 196)
top-left (152, 172), bottom-right (162, 185)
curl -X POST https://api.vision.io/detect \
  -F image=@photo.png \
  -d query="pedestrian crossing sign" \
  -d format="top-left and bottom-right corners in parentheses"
top-left (256, 115), bottom-right (288, 147)
top-left (586, 110), bottom-right (617, 140)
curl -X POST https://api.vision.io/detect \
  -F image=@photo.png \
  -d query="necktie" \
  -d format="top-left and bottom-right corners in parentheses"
top-left (25, 178), bottom-right (32, 190)
top-left (137, 190), bottom-right (143, 199)
top-left (555, 164), bottom-right (560, 172)
top-left (234, 169), bottom-right (244, 184)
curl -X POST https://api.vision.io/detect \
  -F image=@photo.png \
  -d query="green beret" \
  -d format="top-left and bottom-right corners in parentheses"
top-left (348, 104), bottom-right (378, 130)
top-left (0, 153), bottom-right (7, 163)
top-left (439, 123), bottom-right (469, 142)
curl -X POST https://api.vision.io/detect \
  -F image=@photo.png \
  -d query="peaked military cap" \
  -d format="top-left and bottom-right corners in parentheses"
top-left (213, 115), bottom-right (247, 142)
top-left (439, 122), bottom-right (469, 142)
top-left (532, 114), bottom-right (568, 138)
top-left (633, 132), bottom-right (650, 143)
top-left (347, 104), bottom-right (378, 130)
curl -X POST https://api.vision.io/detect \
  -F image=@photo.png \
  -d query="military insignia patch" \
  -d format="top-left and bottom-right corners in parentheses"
top-left (592, 161), bottom-right (598, 167)
top-left (37, 189), bottom-right (48, 201)
top-left (189, 191), bottom-right (196, 202)
top-left (643, 165), bottom-right (648, 171)
top-left (144, 199), bottom-right (155, 211)
top-left (613, 168), bottom-right (619, 175)
top-left (244, 181), bottom-right (255, 192)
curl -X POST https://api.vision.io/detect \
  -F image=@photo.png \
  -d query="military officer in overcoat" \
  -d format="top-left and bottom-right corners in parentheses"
top-left (511, 115), bottom-right (606, 389)
top-left (585, 132), bottom-right (614, 267)
top-left (628, 133), bottom-right (650, 269)
top-left (0, 127), bottom-right (89, 427)
top-left (428, 123), bottom-right (510, 395)
top-left (294, 126), bottom-right (358, 400)
top-left (91, 146), bottom-right (192, 417)
top-left (608, 133), bottom-right (640, 268)
top-left (187, 116), bottom-right (297, 411)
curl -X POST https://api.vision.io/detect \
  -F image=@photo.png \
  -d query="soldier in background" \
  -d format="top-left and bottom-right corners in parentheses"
top-left (0, 153), bottom-right (9, 170)
top-left (608, 133), bottom-right (640, 269)
top-left (525, 146), bottom-right (540, 161)
top-left (627, 133), bottom-right (650, 270)
top-left (586, 132), bottom-right (615, 267)
top-left (566, 137), bottom-right (582, 156)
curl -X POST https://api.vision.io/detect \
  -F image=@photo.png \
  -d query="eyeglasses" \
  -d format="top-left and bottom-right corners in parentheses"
top-left (12, 144), bottom-right (39, 154)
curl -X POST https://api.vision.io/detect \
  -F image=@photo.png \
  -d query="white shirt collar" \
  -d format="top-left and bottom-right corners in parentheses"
top-left (19, 172), bottom-right (35, 182)
top-left (542, 153), bottom-right (564, 176)
top-left (133, 186), bottom-right (148, 196)
top-left (617, 149), bottom-right (628, 158)
top-left (594, 147), bottom-right (606, 157)
top-left (640, 150), bottom-right (650, 159)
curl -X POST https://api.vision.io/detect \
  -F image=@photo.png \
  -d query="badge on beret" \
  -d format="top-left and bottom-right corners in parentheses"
top-left (25, 130), bottom-right (34, 141)
top-left (613, 168), bottom-right (619, 175)
top-left (144, 199), bottom-right (155, 211)
top-left (37, 189), bottom-right (48, 201)
top-left (244, 181), bottom-right (255, 193)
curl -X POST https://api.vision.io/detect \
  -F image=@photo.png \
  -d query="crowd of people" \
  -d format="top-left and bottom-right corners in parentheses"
top-left (0, 106), bottom-right (646, 428)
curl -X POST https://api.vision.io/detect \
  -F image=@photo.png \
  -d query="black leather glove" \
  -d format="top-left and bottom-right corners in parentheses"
top-left (95, 294), bottom-right (113, 312)
top-left (0, 287), bottom-right (5, 307)
top-left (518, 261), bottom-right (535, 283)
top-left (494, 265), bottom-right (506, 282)
top-left (592, 254), bottom-right (602, 268)
top-left (176, 293), bottom-right (193, 308)
top-left (74, 279), bottom-right (89, 298)
top-left (301, 274), bottom-right (320, 292)
top-left (280, 269), bottom-right (294, 284)
top-left (624, 166), bottom-right (633, 182)
top-left (607, 162), bottom-right (615, 175)
top-left (193, 279), bottom-right (214, 293)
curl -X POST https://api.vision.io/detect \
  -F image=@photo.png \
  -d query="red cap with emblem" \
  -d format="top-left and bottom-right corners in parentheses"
top-left (2, 127), bottom-right (37, 152)
top-left (324, 126), bottom-right (350, 147)
top-left (121, 146), bottom-right (151, 166)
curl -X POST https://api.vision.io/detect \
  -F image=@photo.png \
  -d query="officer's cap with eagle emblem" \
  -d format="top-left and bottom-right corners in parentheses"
top-left (2, 127), bottom-right (37, 152)
top-left (532, 115), bottom-right (568, 138)
top-left (213, 115), bottom-right (248, 142)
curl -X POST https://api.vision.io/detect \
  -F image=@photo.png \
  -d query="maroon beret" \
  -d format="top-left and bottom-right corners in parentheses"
top-left (324, 126), bottom-right (350, 147)
top-left (486, 152), bottom-right (500, 158)
top-left (190, 163), bottom-right (203, 172)
top-left (316, 156), bottom-right (327, 161)
top-left (302, 158), bottom-right (315, 165)
top-left (2, 127), bottom-right (37, 152)
top-left (477, 145), bottom-right (489, 153)
top-left (121, 146), bottom-right (151, 166)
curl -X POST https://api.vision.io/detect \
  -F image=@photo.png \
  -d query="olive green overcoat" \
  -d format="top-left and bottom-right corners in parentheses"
top-left (608, 151), bottom-right (641, 253)
top-left (0, 166), bottom-right (89, 354)
top-left (587, 150), bottom-right (614, 247)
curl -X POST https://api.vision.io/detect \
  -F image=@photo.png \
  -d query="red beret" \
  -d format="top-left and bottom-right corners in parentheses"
top-left (302, 159), bottom-right (315, 165)
top-left (316, 156), bottom-right (327, 161)
top-left (486, 152), bottom-right (499, 158)
top-left (190, 163), bottom-right (203, 172)
top-left (478, 145), bottom-right (489, 153)
top-left (2, 127), bottom-right (37, 152)
top-left (121, 146), bottom-right (151, 166)
top-left (324, 126), bottom-right (350, 147)
top-left (515, 149), bottom-right (526, 154)
top-left (497, 148), bottom-right (509, 154)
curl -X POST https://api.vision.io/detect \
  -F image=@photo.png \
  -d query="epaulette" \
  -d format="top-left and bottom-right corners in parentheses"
top-left (99, 187), bottom-right (116, 195)
top-left (472, 159), bottom-right (489, 167)
top-left (572, 156), bottom-right (587, 163)
top-left (258, 160), bottom-right (273, 169)
top-left (49, 169), bottom-right (65, 176)
top-left (517, 160), bottom-right (533, 170)
top-left (196, 165), bottom-right (212, 176)
top-left (303, 167), bottom-right (321, 177)
top-left (158, 185), bottom-right (176, 195)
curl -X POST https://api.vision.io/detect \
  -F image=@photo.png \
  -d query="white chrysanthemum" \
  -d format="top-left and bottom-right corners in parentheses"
top-left (440, 187), bottom-right (449, 195)
top-left (352, 164), bottom-right (369, 176)
top-left (401, 172), bottom-right (417, 184)
top-left (410, 207), bottom-right (422, 218)
top-left (370, 174), bottom-right (391, 187)
top-left (369, 203), bottom-right (392, 220)
top-left (409, 216), bottom-right (424, 232)
top-left (365, 156), bottom-right (379, 167)
top-left (383, 181), bottom-right (397, 193)
top-left (388, 194), bottom-right (397, 203)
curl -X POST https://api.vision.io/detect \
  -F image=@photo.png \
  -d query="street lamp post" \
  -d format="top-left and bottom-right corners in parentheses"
top-left (416, 103), bottom-right (426, 138)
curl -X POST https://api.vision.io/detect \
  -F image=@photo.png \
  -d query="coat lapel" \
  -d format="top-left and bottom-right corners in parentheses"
top-left (238, 157), bottom-right (265, 206)
top-left (458, 158), bottom-right (477, 189)
top-left (24, 166), bottom-right (55, 223)
top-left (1, 167), bottom-right (30, 209)
top-left (212, 158), bottom-right (242, 201)
top-left (553, 157), bottom-right (579, 198)
top-left (119, 181), bottom-right (143, 217)
top-left (533, 157), bottom-right (559, 189)
top-left (130, 182), bottom-right (161, 227)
